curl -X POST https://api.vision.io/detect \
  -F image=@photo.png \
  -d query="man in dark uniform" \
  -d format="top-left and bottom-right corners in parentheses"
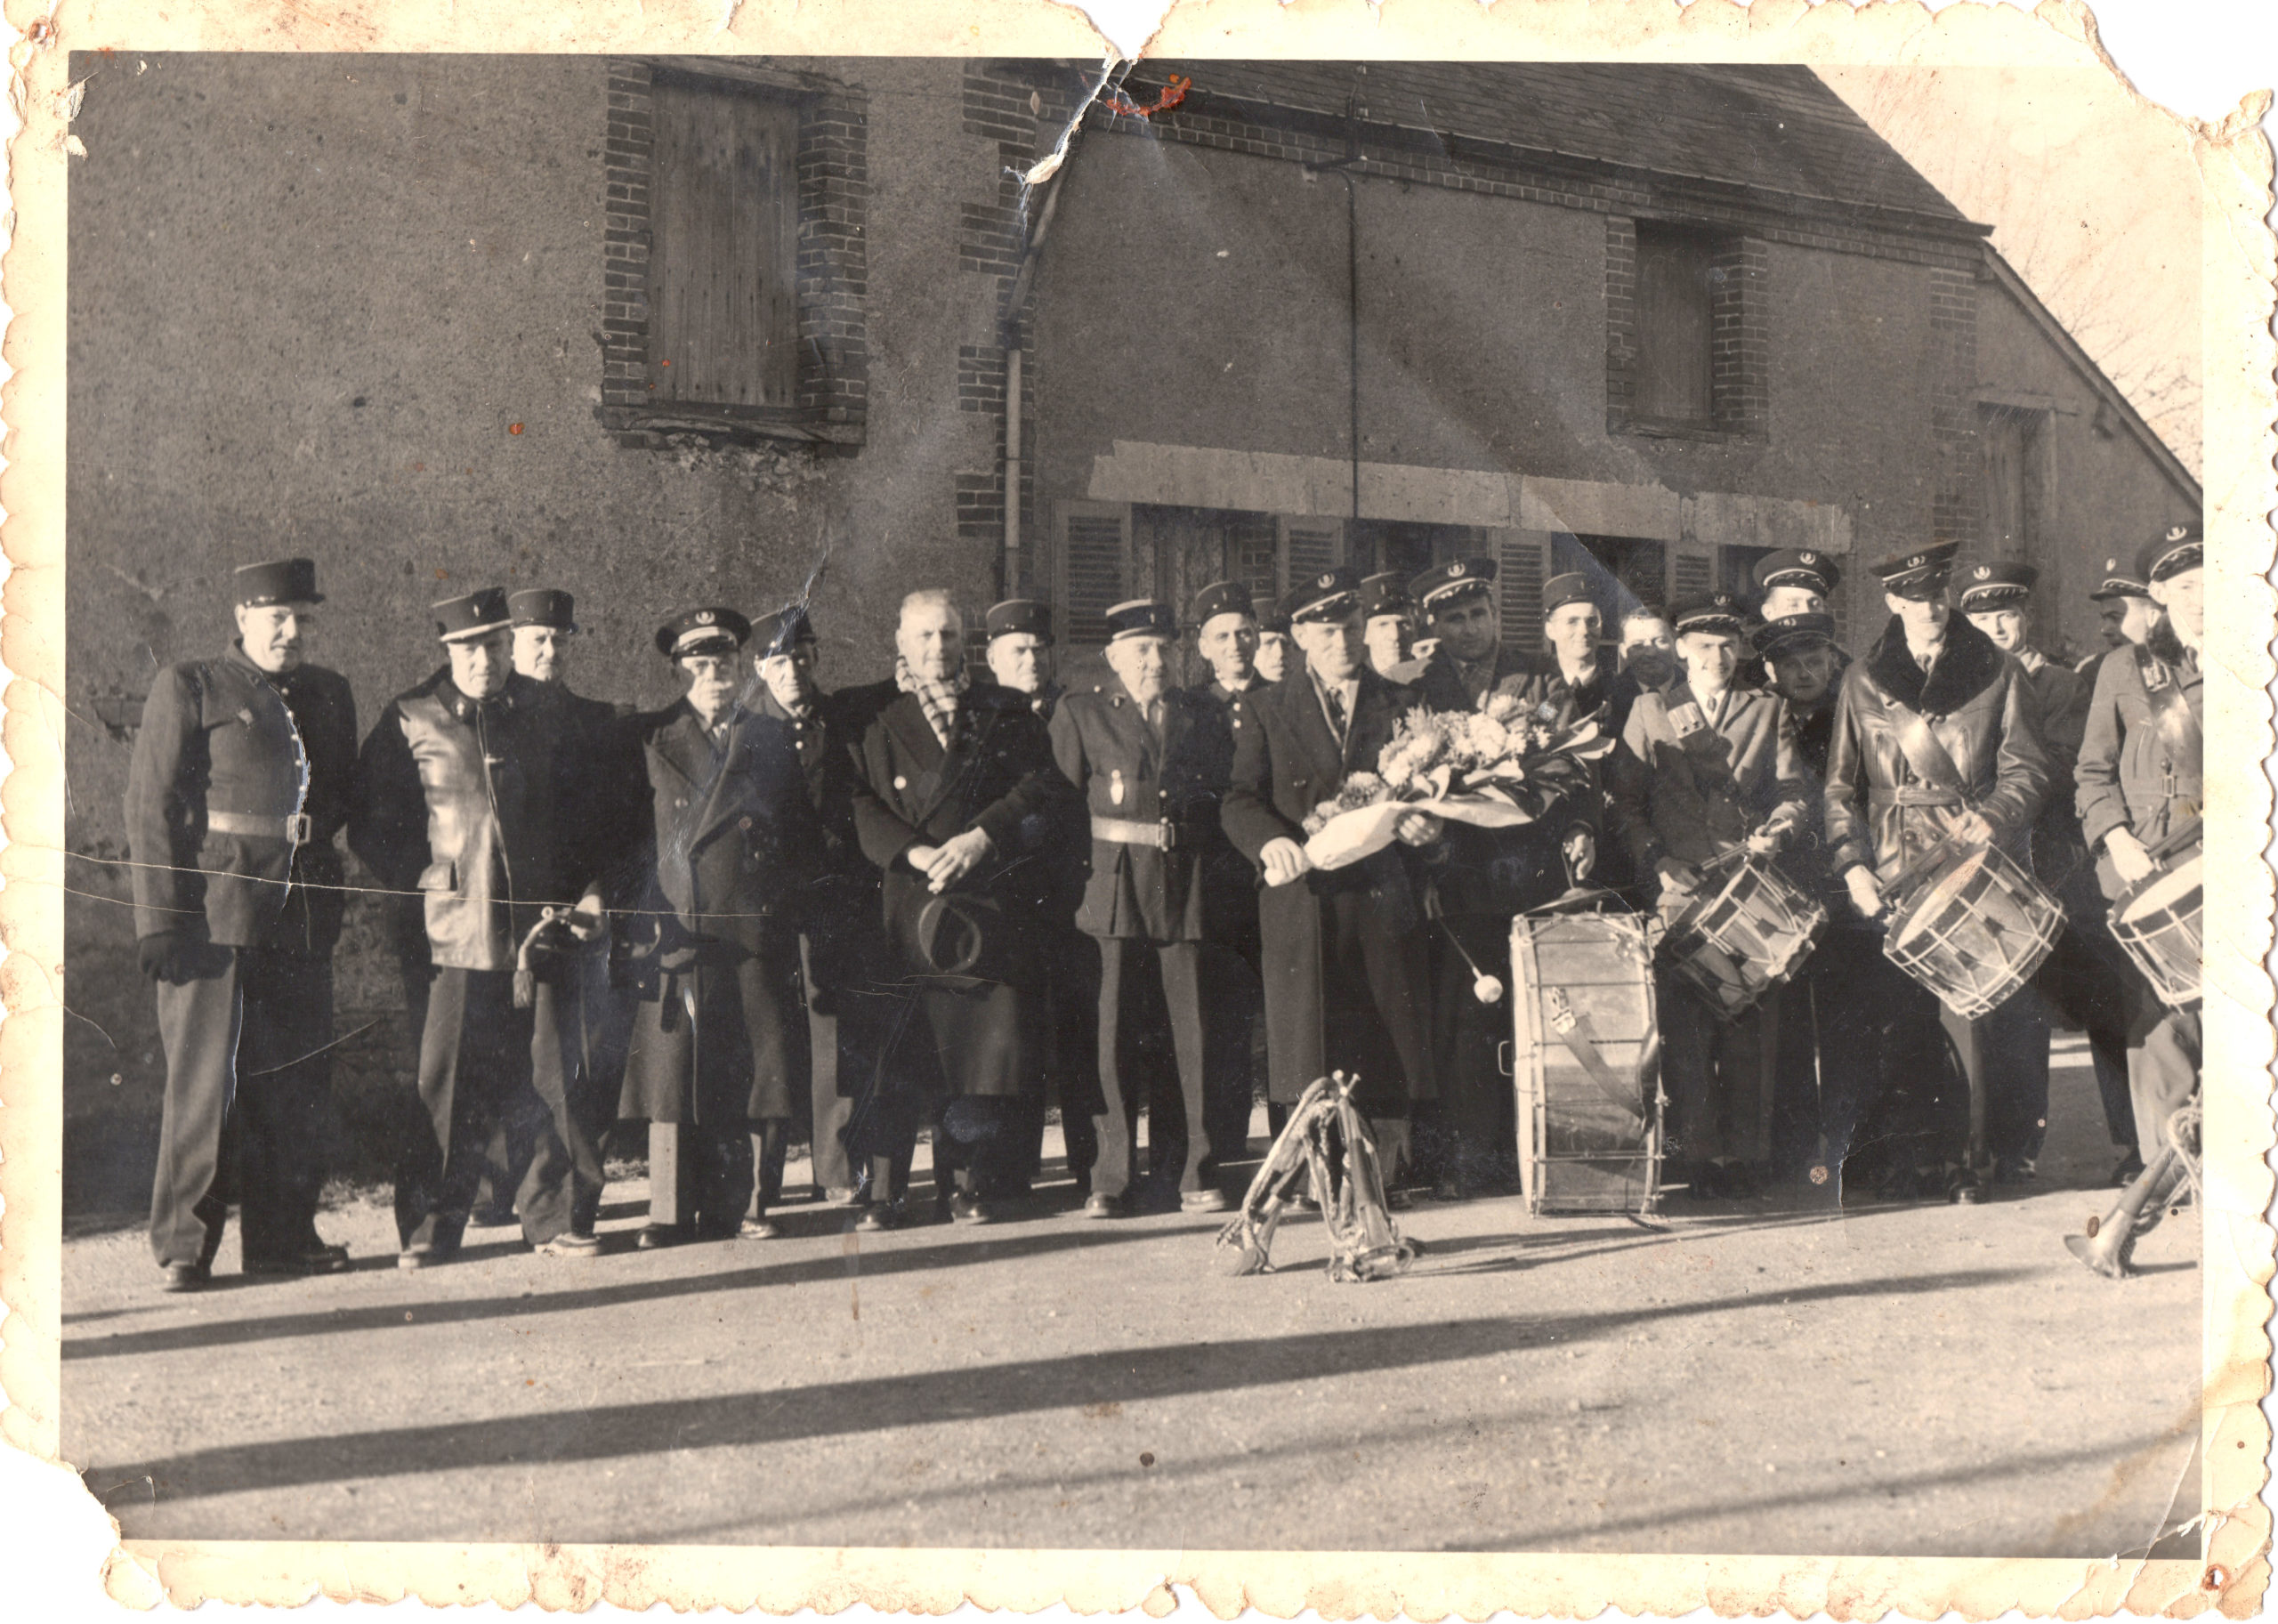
top-left (613, 607), bottom-right (822, 1246)
top-left (983, 598), bottom-right (1100, 1202)
top-left (351, 588), bottom-right (608, 1267)
top-left (1405, 557), bottom-right (1594, 1196)
top-left (2069, 523), bottom-right (2204, 1274)
top-left (127, 559), bottom-right (357, 1289)
top-left (1254, 609), bottom-right (1295, 687)
top-left (747, 603), bottom-right (878, 1208)
top-left (1961, 562), bottom-right (2135, 1181)
top-left (1517, 571), bottom-right (1615, 724)
top-left (1185, 580), bottom-right (1269, 1182)
top-left (1609, 592), bottom-right (1807, 1199)
top-left (2088, 558), bottom-right (2160, 659)
top-left (468, 586), bottom-right (639, 1232)
top-left (1360, 571), bottom-right (1424, 684)
top-left (1737, 548), bottom-right (1843, 691)
top-left (845, 589), bottom-right (1071, 1224)
top-left (1823, 543), bottom-right (2052, 1203)
top-left (1222, 566), bottom-right (1438, 1182)
top-left (1049, 600), bottom-right (1229, 1216)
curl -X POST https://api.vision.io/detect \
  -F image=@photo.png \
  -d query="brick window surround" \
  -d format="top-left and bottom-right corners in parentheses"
top-left (1606, 216), bottom-right (1768, 443)
top-left (601, 58), bottom-right (868, 452)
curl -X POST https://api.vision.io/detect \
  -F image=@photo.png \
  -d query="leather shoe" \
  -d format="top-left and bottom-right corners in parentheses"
top-left (736, 1216), bottom-right (780, 1240)
top-left (158, 1261), bottom-right (209, 1293)
top-left (634, 1224), bottom-right (682, 1250)
top-left (468, 1204), bottom-right (519, 1229)
top-left (1180, 1188), bottom-right (1231, 1214)
top-left (1082, 1192), bottom-right (1129, 1220)
top-left (245, 1243), bottom-right (351, 1277)
top-left (534, 1232), bottom-right (602, 1258)
top-left (855, 1201), bottom-right (901, 1232)
top-left (949, 1192), bottom-right (998, 1224)
top-left (397, 1241), bottom-right (451, 1271)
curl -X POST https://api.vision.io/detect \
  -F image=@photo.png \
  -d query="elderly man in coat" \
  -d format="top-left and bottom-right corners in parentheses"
top-left (1610, 591), bottom-right (1810, 1199)
top-left (616, 607), bottom-right (822, 1248)
top-left (845, 588), bottom-right (1071, 1225)
top-left (127, 558), bottom-right (359, 1289)
top-left (1222, 566), bottom-right (1439, 1181)
top-left (1824, 541), bottom-right (2053, 1203)
top-left (351, 588), bottom-right (609, 1267)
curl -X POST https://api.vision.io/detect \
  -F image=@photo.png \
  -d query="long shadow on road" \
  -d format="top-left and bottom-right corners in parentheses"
top-left (92, 1264), bottom-right (2034, 1509)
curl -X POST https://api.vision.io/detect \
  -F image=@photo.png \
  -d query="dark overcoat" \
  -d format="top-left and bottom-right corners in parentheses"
top-left (1047, 681), bottom-right (1219, 941)
top-left (845, 681), bottom-right (1070, 1098)
top-left (2074, 620), bottom-right (2202, 901)
top-left (616, 700), bottom-right (820, 1124)
top-left (1608, 682), bottom-right (1807, 873)
top-left (1220, 667), bottom-right (1435, 1109)
top-left (127, 644), bottom-right (358, 957)
top-left (1823, 615), bottom-right (2052, 885)
top-left (1183, 676), bottom-right (1266, 952)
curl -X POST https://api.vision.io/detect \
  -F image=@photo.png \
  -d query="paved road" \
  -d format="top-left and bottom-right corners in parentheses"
top-left (63, 1036), bottom-right (2201, 1556)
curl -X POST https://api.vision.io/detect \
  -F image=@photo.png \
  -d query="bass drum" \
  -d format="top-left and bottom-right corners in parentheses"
top-left (1510, 911), bottom-right (1662, 1216)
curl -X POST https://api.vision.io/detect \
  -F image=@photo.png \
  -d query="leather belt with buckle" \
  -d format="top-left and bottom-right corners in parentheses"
top-left (207, 810), bottom-right (313, 844)
top-left (1093, 815), bottom-right (1177, 851)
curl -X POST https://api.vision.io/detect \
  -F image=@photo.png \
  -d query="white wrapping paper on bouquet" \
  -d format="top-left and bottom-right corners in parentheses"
top-left (1303, 790), bottom-right (1538, 871)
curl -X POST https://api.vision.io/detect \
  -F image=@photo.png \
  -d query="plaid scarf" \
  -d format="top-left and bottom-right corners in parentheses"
top-left (895, 654), bottom-right (970, 748)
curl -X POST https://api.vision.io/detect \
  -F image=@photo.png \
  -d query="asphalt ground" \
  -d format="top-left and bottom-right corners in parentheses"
top-left (61, 1033), bottom-right (2202, 1557)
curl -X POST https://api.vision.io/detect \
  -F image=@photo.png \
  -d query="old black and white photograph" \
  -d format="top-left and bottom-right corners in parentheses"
top-left (17, 6), bottom-right (2272, 1612)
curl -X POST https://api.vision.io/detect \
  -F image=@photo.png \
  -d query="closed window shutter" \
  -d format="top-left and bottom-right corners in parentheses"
top-left (1498, 537), bottom-right (1546, 650)
top-left (1281, 520), bottom-right (1341, 596)
top-left (1672, 552), bottom-right (1715, 602)
top-left (1064, 513), bottom-right (1126, 644)
top-left (1228, 513), bottom-right (1279, 612)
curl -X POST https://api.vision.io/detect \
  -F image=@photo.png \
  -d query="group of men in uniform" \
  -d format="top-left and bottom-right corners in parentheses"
top-left (124, 517), bottom-right (2204, 1289)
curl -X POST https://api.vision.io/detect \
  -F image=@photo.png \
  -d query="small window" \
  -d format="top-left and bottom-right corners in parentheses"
top-left (1556, 533), bottom-right (1669, 633)
top-left (648, 77), bottom-right (801, 411)
top-left (1634, 224), bottom-right (1714, 424)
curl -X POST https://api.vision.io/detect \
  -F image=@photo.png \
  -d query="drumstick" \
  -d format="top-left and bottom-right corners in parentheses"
top-left (1436, 920), bottom-right (1506, 1004)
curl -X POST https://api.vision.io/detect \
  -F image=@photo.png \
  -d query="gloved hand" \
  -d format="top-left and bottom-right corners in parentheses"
top-left (138, 933), bottom-right (196, 984)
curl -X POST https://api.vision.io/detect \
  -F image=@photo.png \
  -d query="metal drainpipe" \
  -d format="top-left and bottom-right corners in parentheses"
top-left (1000, 171), bottom-right (1067, 599)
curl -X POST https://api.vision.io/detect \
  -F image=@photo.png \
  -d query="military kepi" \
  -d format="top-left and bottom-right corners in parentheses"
top-left (1190, 579), bottom-right (1255, 627)
top-left (1958, 561), bottom-right (2037, 610)
top-left (233, 558), bottom-right (323, 607)
top-left (1358, 572), bottom-right (1410, 620)
top-left (1277, 564), bottom-right (1361, 625)
top-left (2137, 519), bottom-right (2202, 584)
top-left (432, 587), bottom-right (512, 642)
top-left (1752, 611), bottom-right (1838, 659)
top-left (654, 605), bottom-right (752, 658)
top-left (1104, 598), bottom-right (1177, 642)
top-left (1541, 570), bottom-right (1595, 615)
top-left (760, 602), bottom-right (818, 658)
top-left (1670, 591), bottom-right (1746, 635)
top-left (507, 587), bottom-right (578, 632)
top-left (1410, 556), bottom-right (1497, 610)
top-left (984, 599), bottom-right (1053, 643)
top-left (1868, 540), bottom-right (1960, 599)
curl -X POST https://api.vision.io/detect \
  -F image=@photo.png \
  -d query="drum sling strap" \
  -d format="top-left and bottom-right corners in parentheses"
top-left (1543, 987), bottom-right (1650, 1133)
top-left (1885, 695), bottom-right (1970, 803)
top-left (2133, 645), bottom-right (2204, 824)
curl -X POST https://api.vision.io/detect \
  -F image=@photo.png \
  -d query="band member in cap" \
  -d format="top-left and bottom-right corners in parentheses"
top-left (466, 586), bottom-right (641, 1232)
top-left (1961, 562), bottom-right (2135, 1180)
top-left (744, 603), bottom-right (884, 1208)
top-left (351, 587), bottom-right (608, 1265)
top-left (126, 559), bottom-right (357, 1289)
top-left (1050, 600), bottom-right (1230, 1215)
top-left (1186, 579), bottom-right (1270, 1176)
top-left (1754, 549), bottom-right (1842, 622)
top-left (1408, 558), bottom-right (1523, 714)
top-left (1518, 572), bottom-right (1615, 727)
top-left (1359, 572), bottom-right (1424, 684)
top-left (2088, 561), bottom-right (2160, 661)
top-left (846, 589), bottom-right (1070, 1224)
top-left (613, 606), bottom-right (822, 1246)
top-left (982, 597), bottom-right (1098, 1200)
top-left (1823, 541), bottom-right (2052, 1202)
top-left (1223, 566), bottom-right (1438, 1180)
top-left (1609, 592), bottom-right (1808, 1198)
top-left (1753, 611), bottom-right (1881, 1184)
top-left (2069, 521), bottom-right (2204, 1275)
top-left (1254, 610), bottom-right (1296, 686)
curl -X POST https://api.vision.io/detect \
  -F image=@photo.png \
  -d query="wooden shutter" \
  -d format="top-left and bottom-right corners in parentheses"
top-left (1671, 550), bottom-right (1715, 602)
top-left (1228, 513), bottom-right (1279, 612)
top-left (1636, 226), bottom-right (1713, 424)
top-left (1062, 505), bottom-right (1129, 645)
top-left (649, 77), bottom-right (801, 409)
top-left (1279, 518), bottom-right (1343, 598)
top-left (1498, 536), bottom-right (1549, 652)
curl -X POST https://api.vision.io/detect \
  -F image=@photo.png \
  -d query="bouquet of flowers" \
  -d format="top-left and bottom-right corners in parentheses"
top-left (1301, 690), bottom-right (1617, 871)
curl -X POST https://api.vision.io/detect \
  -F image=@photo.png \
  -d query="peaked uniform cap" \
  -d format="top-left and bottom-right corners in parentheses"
top-left (984, 599), bottom-right (1054, 643)
top-left (1410, 556), bottom-right (1498, 610)
top-left (1190, 580), bottom-right (1256, 626)
top-left (1104, 599), bottom-right (1178, 642)
top-left (1277, 564), bottom-right (1361, 625)
top-left (1868, 540), bottom-right (1960, 599)
top-left (1540, 571), bottom-right (1597, 616)
top-left (1751, 611), bottom-right (1838, 658)
top-left (507, 587), bottom-right (578, 632)
top-left (234, 558), bottom-right (324, 607)
top-left (654, 606), bottom-right (752, 658)
top-left (1958, 561), bottom-right (2039, 609)
top-left (1358, 572), bottom-right (1412, 619)
top-left (2088, 555), bottom-right (2152, 601)
top-left (433, 587), bottom-right (513, 642)
top-left (2137, 520), bottom-right (2203, 584)
top-left (1669, 591), bottom-right (1747, 634)
top-left (761, 603), bottom-right (818, 658)
top-left (1751, 547), bottom-right (1841, 595)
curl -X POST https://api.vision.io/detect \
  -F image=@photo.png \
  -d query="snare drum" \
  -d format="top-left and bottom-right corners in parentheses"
top-left (1510, 912), bottom-right (1662, 1216)
top-left (1883, 842), bottom-right (2064, 1020)
top-left (1659, 855), bottom-right (1828, 1019)
top-left (2109, 844), bottom-right (2202, 1011)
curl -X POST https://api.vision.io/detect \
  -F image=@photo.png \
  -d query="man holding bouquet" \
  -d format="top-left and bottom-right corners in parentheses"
top-left (1222, 567), bottom-right (1439, 1180)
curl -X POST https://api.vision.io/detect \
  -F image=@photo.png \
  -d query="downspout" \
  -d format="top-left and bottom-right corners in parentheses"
top-left (1001, 170), bottom-right (1067, 598)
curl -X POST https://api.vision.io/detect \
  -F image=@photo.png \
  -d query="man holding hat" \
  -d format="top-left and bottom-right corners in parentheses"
top-left (351, 587), bottom-right (610, 1265)
top-left (1359, 571), bottom-right (1423, 684)
top-left (1222, 566), bottom-right (1438, 1178)
top-left (1050, 600), bottom-right (1231, 1215)
top-left (127, 559), bottom-right (359, 1289)
top-left (1961, 562), bottom-right (2136, 1182)
top-left (612, 605), bottom-right (827, 1247)
top-left (981, 597), bottom-right (1099, 1202)
top-left (846, 589), bottom-right (1071, 1224)
top-left (2088, 559), bottom-right (2160, 661)
top-left (1822, 541), bottom-right (2053, 1202)
top-left (2069, 521), bottom-right (2204, 1275)
top-left (1608, 591), bottom-right (1808, 1198)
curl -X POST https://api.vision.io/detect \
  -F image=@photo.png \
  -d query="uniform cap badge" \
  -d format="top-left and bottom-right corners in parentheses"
top-left (1449, 561), bottom-right (1466, 578)
top-left (1908, 553), bottom-right (1925, 568)
top-left (1318, 573), bottom-right (1336, 589)
top-left (1799, 551), bottom-right (1816, 565)
top-left (1974, 565), bottom-right (1991, 579)
top-left (2166, 524), bottom-right (2189, 542)
top-left (697, 610), bottom-right (715, 625)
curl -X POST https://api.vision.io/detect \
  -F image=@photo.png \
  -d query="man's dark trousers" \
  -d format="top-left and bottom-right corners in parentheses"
top-left (1089, 937), bottom-right (1209, 1200)
top-left (398, 967), bottom-right (597, 1249)
top-left (149, 942), bottom-right (335, 1269)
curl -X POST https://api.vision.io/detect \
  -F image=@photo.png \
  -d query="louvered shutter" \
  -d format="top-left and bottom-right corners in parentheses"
top-left (1279, 518), bottom-right (1343, 597)
top-left (1498, 535), bottom-right (1548, 653)
top-left (1062, 505), bottom-right (1128, 646)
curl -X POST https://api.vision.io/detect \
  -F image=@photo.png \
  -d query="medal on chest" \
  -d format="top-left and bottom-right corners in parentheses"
top-left (1110, 769), bottom-right (1126, 806)
top-left (1669, 702), bottom-right (1706, 739)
